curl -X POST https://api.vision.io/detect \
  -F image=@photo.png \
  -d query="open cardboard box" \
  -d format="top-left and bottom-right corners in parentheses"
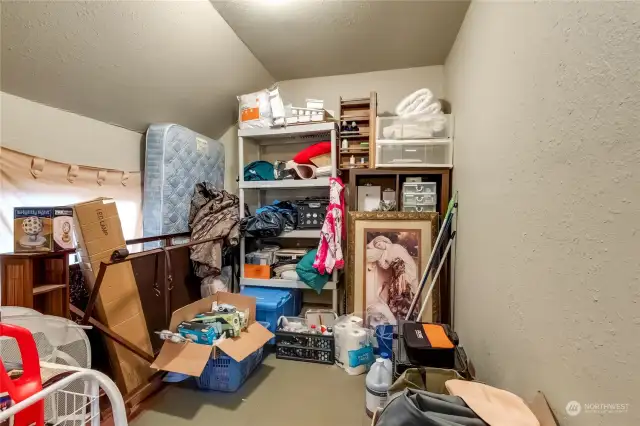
top-left (151, 292), bottom-right (274, 377)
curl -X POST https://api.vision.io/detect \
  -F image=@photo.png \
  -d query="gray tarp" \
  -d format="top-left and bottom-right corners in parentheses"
top-left (376, 389), bottom-right (488, 426)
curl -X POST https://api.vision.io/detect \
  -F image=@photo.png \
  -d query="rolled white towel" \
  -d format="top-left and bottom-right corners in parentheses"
top-left (395, 88), bottom-right (434, 116)
top-left (395, 88), bottom-right (444, 119)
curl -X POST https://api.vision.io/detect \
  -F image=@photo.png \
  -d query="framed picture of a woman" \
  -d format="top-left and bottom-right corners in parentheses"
top-left (346, 212), bottom-right (439, 326)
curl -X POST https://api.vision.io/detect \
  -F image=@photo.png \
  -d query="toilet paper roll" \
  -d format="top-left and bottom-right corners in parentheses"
top-left (344, 328), bottom-right (370, 376)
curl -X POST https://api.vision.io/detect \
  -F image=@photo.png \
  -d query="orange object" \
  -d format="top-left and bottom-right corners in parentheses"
top-left (244, 264), bottom-right (271, 279)
top-left (241, 107), bottom-right (260, 123)
top-left (422, 324), bottom-right (455, 349)
top-left (0, 323), bottom-right (44, 426)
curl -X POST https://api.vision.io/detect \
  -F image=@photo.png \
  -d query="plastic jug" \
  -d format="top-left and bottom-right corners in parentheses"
top-left (380, 352), bottom-right (393, 373)
top-left (365, 356), bottom-right (392, 418)
top-left (0, 323), bottom-right (44, 426)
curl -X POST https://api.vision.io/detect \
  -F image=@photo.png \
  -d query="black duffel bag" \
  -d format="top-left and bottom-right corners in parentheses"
top-left (242, 211), bottom-right (285, 238)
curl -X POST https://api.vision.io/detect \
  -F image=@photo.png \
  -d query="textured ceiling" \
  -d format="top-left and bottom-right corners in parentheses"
top-left (1, 0), bottom-right (274, 138)
top-left (211, 0), bottom-right (470, 80)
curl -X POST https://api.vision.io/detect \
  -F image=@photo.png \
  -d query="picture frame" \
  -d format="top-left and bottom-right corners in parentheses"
top-left (346, 211), bottom-right (439, 326)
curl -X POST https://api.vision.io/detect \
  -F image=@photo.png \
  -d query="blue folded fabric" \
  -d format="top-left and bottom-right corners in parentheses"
top-left (163, 372), bottom-right (191, 383)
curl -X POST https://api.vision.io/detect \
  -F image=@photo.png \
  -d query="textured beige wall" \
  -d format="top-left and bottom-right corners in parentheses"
top-left (277, 66), bottom-right (445, 115)
top-left (445, 2), bottom-right (640, 425)
top-left (218, 124), bottom-right (261, 197)
top-left (1, 92), bottom-right (142, 171)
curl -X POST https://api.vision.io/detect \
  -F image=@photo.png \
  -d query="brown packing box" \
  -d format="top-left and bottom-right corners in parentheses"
top-left (151, 292), bottom-right (274, 377)
top-left (72, 198), bottom-right (154, 393)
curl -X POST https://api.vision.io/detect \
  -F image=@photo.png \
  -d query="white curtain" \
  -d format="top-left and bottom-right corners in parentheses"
top-left (0, 147), bottom-right (142, 253)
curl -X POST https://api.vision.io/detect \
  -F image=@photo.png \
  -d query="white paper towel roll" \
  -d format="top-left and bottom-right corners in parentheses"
top-left (333, 323), bottom-right (350, 367)
top-left (348, 316), bottom-right (364, 328)
top-left (344, 328), bottom-right (369, 376)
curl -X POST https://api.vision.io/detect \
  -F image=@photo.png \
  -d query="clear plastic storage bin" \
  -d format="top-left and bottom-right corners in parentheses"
top-left (403, 182), bottom-right (436, 194)
top-left (403, 205), bottom-right (436, 213)
top-left (377, 115), bottom-right (453, 140)
top-left (404, 193), bottom-right (436, 206)
top-left (376, 141), bottom-right (452, 168)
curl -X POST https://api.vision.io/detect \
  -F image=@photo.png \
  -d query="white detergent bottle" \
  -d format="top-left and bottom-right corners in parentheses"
top-left (380, 352), bottom-right (393, 373)
top-left (365, 358), bottom-right (392, 418)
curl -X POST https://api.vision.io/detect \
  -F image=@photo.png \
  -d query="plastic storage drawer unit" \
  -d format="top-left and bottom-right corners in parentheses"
top-left (403, 182), bottom-right (436, 194)
top-left (403, 205), bottom-right (436, 213)
top-left (376, 141), bottom-right (452, 168)
top-left (377, 114), bottom-right (453, 140)
top-left (403, 193), bottom-right (436, 206)
top-left (240, 287), bottom-right (295, 343)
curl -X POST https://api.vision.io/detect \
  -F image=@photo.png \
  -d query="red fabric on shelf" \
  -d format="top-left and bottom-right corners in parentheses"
top-left (293, 142), bottom-right (332, 164)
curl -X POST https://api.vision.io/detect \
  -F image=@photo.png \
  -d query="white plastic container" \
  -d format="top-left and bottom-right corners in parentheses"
top-left (377, 114), bottom-right (453, 140)
top-left (403, 182), bottom-right (436, 194)
top-left (365, 356), bottom-right (392, 418)
top-left (403, 205), bottom-right (436, 213)
top-left (376, 140), bottom-right (452, 168)
top-left (404, 193), bottom-right (436, 206)
top-left (379, 352), bottom-right (393, 373)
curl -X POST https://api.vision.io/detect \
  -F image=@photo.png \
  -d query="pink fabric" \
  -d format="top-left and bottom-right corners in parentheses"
top-left (313, 177), bottom-right (345, 274)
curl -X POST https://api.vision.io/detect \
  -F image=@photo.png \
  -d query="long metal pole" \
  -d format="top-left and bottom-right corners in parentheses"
top-left (417, 233), bottom-right (455, 321)
top-left (405, 211), bottom-right (452, 320)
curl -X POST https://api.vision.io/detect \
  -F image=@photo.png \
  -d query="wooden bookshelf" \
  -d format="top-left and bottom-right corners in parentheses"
top-left (0, 250), bottom-right (72, 317)
top-left (338, 92), bottom-right (377, 170)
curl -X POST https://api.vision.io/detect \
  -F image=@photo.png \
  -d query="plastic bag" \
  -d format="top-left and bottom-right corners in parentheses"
top-left (238, 89), bottom-right (272, 129)
top-left (269, 85), bottom-right (286, 126)
top-left (237, 84), bottom-right (285, 130)
top-left (200, 266), bottom-right (231, 297)
top-left (243, 211), bottom-right (285, 238)
top-left (334, 314), bottom-right (375, 375)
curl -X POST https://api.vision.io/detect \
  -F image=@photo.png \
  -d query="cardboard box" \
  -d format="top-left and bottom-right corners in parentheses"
top-left (151, 292), bottom-right (274, 377)
top-left (13, 207), bottom-right (74, 253)
top-left (72, 198), bottom-right (154, 393)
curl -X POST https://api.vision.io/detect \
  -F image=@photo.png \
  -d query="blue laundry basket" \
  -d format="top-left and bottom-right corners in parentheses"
top-left (195, 322), bottom-right (269, 392)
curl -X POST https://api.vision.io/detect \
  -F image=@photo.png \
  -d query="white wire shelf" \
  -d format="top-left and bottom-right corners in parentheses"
top-left (240, 178), bottom-right (330, 189)
top-left (238, 122), bottom-right (336, 142)
top-left (241, 277), bottom-right (337, 290)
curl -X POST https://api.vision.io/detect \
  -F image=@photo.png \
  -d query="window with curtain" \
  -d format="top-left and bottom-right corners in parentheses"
top-left (0, 147), bottom-right (142, 254)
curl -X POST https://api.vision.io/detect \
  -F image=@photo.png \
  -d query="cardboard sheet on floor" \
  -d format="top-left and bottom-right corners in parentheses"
top-left (151, 292), bottom-right (274, 377)
top-left (73, 198), bottom-right (154, 393)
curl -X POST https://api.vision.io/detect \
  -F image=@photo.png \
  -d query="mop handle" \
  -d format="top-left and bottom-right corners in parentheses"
top-left (417, 234), bottom-right (456, 321)
top-left (405, 202), bottom-right (456, 320)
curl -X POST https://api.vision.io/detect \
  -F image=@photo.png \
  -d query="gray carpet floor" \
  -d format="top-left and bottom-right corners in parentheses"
top-left (132, 353), bottom-right (371, 426)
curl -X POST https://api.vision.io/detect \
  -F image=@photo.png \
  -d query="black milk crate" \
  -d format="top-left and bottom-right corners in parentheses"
top-left (275, 330), bottom-right (335, 365)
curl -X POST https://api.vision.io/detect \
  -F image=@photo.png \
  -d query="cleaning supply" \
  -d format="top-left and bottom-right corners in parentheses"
top-left (0, 324), bottom-right (44, 426)
top-left (380, 352), bottom-right (393, 373)
top-left (365, 357), bottom-right (392, 418)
